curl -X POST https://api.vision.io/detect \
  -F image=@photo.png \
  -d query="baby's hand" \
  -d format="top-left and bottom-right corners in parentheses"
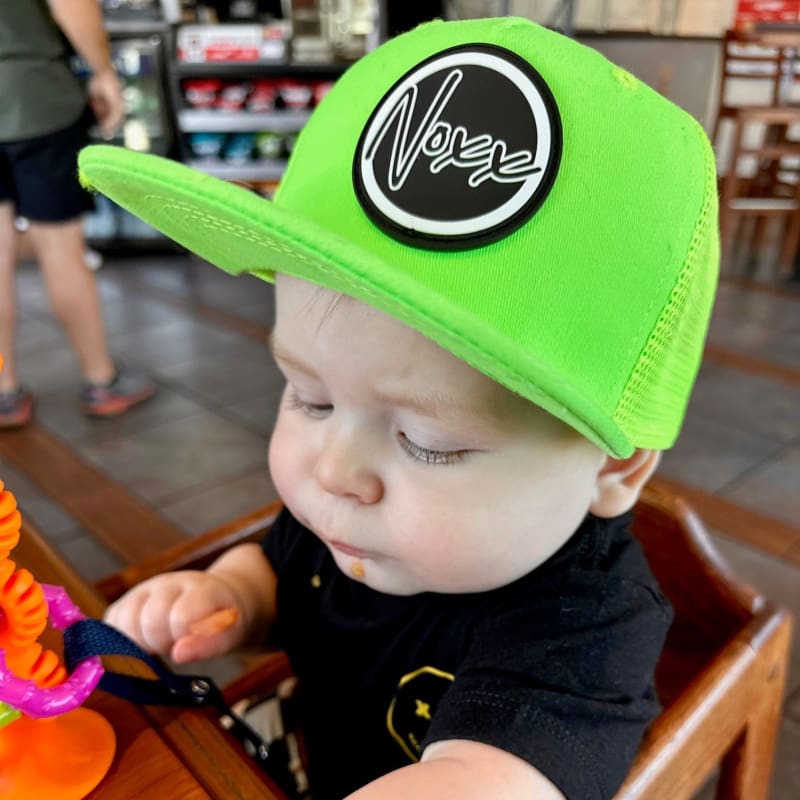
top-left (104, 571), bottom-right (247, 664)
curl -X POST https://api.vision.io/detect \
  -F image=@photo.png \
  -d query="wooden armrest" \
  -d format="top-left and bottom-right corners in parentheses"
top-left (95, 500), bottom-right (284, 603)
top-left (616, 604), bottom-right (792, 799)
top-left (223, 651), bottom-right (296, 706)
top-left (635, 481), bottom-right (761, 632)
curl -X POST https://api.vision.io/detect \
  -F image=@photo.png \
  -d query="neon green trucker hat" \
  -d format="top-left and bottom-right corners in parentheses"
top-left (78, 16), bottom-right (719, 458)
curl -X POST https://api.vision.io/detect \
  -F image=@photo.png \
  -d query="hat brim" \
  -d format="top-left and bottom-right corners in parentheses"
top-left (79, 144), bottom-right (632, 457)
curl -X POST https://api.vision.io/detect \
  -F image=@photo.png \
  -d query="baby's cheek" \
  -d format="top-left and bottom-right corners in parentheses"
top-left (394, 505), bottom-right (463, 570)
top-left (268, 420), bottom-right (301, 502)
top-left (396, 497), bottom-right (522, 592)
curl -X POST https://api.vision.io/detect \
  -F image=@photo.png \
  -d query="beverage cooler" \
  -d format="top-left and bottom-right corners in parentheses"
top-left (74, 1), bottom-right (178, 248)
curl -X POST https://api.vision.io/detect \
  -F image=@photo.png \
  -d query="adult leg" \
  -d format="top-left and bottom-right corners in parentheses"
top-left (0, 203), bottom-right (34, 428)
top-left (15, 116), bottom-right (154, 416)
top-left (26, 217), bottom-right (116, 385)
top-left (0, 202), bottom-right (19, 392)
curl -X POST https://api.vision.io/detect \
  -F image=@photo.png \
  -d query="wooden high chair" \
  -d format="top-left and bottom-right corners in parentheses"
top-left (95, 481), bottom-right (792, 800)
top-left (718, 105), bottom-right (800, 277)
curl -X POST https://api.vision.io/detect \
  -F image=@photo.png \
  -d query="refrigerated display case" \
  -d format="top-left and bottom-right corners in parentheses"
top-left (165, 2), bottom-right (385, 196)
top-left (73, 2), bottom-right (179, 248)
top-left (173, 58), bottom-right (343, 193)
top-left (169, 18), bottom-right (343, 195)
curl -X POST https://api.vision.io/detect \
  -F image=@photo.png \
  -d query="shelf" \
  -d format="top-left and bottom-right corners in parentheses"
top-left (174, 61), bottom-right (348, 79)
top-left (105, 20), bottom-right (168, 36)
top-left (178, 109), bottom-right (312, 132)
top-left (187, 158), bottom-right (287, 181)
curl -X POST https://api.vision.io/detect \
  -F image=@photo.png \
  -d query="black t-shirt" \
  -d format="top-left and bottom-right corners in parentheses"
top-left (261, 509), bottom-right (673, 800)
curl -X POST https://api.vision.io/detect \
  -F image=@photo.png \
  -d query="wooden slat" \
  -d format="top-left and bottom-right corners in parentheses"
top-left (96, 501), bottom-right (283, 603)
top-left (0, 425), bottom-right (186, 564)
top-left (719, 275), bottom-right (800, 301)
top-left (703, 343), bottom-right (800, 388)
top-left (782, 538), bottom-right (800, 566)
top-left (650, 477), bottom-right (800, 566)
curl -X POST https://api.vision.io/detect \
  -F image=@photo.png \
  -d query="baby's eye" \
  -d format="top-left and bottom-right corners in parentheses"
top-left (286, 390), bottom-right (333, 419)
top-left (397, 432), bottom-right (468, 466)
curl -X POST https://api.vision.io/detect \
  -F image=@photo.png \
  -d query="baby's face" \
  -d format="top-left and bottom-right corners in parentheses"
top-left (268, 275), bottom-right (606, 595)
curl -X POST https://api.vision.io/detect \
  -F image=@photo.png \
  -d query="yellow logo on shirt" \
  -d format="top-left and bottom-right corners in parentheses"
top-left (386, 666), bottom-right (454, 762)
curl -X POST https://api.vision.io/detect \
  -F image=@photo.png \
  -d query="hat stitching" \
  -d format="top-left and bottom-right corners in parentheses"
top-left (155, 198), bottom-right (318, 261)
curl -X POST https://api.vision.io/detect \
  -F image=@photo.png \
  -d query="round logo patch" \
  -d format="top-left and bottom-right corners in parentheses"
top-left (353, 44), bottom-right (562, 250)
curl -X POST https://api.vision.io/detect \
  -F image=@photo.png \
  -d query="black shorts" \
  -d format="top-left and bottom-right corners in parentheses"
top-left (0, 112), bottom-right (95, 223)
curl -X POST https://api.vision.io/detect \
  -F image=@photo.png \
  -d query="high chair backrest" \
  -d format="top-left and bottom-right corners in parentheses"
top-left (616, 481), bottom-right (791, 799)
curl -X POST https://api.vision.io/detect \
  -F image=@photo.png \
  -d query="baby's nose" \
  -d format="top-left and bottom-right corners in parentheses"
top-left (313, 429), bottom-right (384, 504)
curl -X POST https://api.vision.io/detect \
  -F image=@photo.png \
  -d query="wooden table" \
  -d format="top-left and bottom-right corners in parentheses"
top-left (13, 521), bottom-right (285, 800)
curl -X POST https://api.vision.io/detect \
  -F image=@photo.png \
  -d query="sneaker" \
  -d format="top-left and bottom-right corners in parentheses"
top-left (0, 388), bottom-right (35, 429)
top-left (82, 367), bottom-right (156, 418)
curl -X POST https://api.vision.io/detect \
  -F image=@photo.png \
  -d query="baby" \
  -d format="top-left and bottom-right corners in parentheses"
top-left (83, 16), bottom-right (719, 800)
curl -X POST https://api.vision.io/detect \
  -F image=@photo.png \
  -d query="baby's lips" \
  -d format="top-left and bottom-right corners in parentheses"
top-left (188, 607), bottom-right (240, 637)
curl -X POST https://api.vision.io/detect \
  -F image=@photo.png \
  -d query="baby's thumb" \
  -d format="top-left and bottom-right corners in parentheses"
top-left (171, 632), bottom-right (229, 664)
top-left (171, 607), bottom-right (241, 663)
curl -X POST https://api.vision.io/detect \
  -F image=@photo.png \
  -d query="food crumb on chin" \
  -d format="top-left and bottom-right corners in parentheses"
top-left (350, 560), bottom-right (365, 578)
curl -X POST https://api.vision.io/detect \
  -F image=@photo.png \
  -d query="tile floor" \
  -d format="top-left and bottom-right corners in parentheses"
top-left (3, 253), bottom-right (799, 798)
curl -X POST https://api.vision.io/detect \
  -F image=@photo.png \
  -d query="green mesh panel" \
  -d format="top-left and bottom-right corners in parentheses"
top-left (612, 119), bottom-right (719, 449)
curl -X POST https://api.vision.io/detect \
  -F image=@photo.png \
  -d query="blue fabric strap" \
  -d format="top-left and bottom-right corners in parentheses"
top-left (63, 618), bottom-right (303, 798)
top-left (63, 618), bottom-right (226, 708)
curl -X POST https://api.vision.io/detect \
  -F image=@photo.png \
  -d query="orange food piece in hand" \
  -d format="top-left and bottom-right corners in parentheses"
top-left (188, 607), bottom-right (240, 637)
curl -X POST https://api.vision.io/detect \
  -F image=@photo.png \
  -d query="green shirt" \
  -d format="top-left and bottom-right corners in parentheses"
top-left (0, 0), bottom-right (87, 141)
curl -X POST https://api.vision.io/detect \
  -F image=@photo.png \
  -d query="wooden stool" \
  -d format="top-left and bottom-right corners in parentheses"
top-left (719, 105), bottom-right (800, 278)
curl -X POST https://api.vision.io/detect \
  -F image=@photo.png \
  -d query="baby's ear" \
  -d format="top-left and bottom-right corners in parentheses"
top-left (589, 449), bottom-right (661, 518)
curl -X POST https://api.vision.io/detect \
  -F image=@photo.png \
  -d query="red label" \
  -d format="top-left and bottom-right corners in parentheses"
top-left (204, 46), bottom-right (261, 62)
top-left (736, 0), bottom-right (800, 23)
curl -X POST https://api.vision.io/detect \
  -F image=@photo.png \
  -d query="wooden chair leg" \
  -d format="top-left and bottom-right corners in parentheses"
top-left (714, 611), bottom-right (791, 799)
top-left (741, 217), bottom-right (761, 276)
top-left (778, 213), bottom-right (800, 278)
top-left (719, 208), bottom-right (738, 274)
top-left (751, 217), bottom-right (770, 255)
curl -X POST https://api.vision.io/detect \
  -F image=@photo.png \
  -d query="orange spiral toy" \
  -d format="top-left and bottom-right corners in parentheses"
top-left (0, 355), bottom-right (116, 799)
top-left (0, 490), bottom-right (66, 690)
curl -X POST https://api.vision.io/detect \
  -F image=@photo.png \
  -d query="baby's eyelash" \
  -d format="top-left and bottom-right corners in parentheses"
top-left (284, 393), bottom-right (467, 465)
top-left (398, 432), bottom-right (467, 466)
top-left (285, 390), bottom-right (332, 418)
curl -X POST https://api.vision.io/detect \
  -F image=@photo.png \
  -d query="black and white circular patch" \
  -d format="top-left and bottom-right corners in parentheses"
top-left (353, 43), bottom-right (562, 250)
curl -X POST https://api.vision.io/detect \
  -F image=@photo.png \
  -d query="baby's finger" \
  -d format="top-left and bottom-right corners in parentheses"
top-left (104, 589), bottom-right (153, 648)
top-left (137, 583), bottom-right (186, 654)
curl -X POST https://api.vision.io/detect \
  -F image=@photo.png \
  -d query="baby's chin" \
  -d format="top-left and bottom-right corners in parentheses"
top-left (328, 549), bottom-right (429, 596)
top-left (332, 553), bottom-right (519, 596)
